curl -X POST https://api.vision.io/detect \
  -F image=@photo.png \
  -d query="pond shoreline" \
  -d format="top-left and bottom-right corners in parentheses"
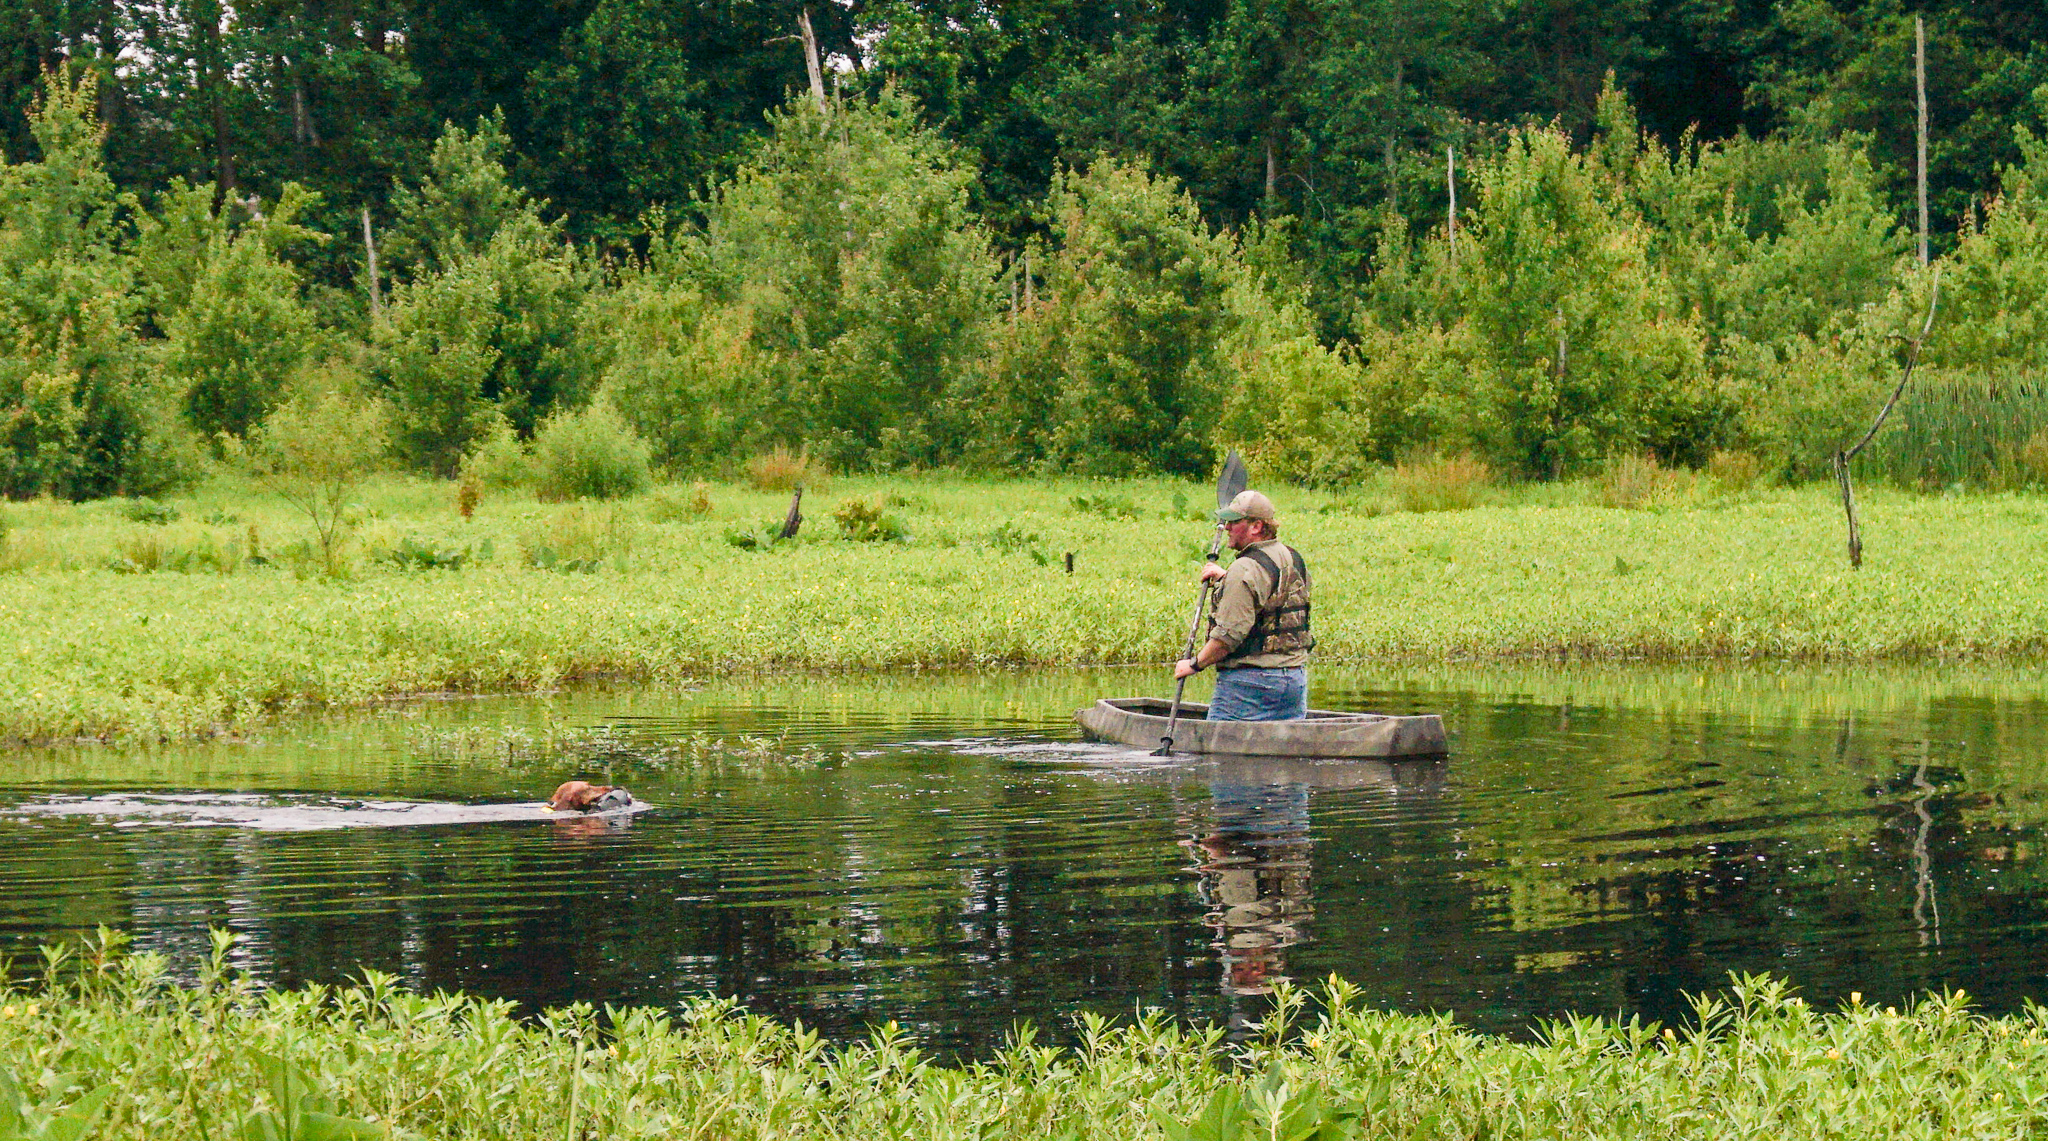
top-left (12, 475), bottom-right (2048, 744)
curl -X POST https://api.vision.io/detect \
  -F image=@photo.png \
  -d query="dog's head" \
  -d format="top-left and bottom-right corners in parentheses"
top-left (546, 780), bottom-right (614, 812)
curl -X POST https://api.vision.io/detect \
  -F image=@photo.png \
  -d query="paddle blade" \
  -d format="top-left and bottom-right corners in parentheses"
top-left (1217, 450), bottom-right (1249, 509)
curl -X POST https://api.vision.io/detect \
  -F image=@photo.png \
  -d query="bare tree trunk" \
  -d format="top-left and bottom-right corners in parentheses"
top-left (1384, 61), bottom-right (1404, 214)
top-left (778, 488), bottom-right (803, 540)
top-left (1264, 135), bottom-right (1277, 203)
top-left (362, 209), bottom-right (382, 322)
top-left (1446, 146), bottom-right (1457, 267)
top-left (798, 8), bottom-right (827, 113)
top-left (1550, 306), bottom-right (1567, 480)
top-left (198, 7), bottom-right (236, 207)
top-left (1834, 274), bottom-right (1942, 567)
top-left (1916, 15), bottom-right (1930, 267)
top-left (293, 73), bottom-right (318, 145)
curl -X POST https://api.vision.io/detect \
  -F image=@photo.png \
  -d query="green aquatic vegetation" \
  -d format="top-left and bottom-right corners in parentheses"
top-left (118, 498), bottom-right (179, 525)
top-left (379, 535), bottom-right (486, 571)
top-left (832, 497), bottom-right (908, 542)
top-left (10, 931), bottom-right (2048, 1140)
top-left (10, 473), bottom-right (2048, 743)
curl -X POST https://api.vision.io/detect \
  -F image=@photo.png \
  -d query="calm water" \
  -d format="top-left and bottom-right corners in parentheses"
top-left (6, 663), bottom-right (2048, 1054)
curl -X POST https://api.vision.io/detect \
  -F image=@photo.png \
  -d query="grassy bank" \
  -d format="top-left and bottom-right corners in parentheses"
top-left (7, 472), bottom-right (2048, 743)
top-left (8, 932), bottom-right (2045, 1140)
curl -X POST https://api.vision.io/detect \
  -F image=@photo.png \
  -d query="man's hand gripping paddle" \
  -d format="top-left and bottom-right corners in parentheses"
top-left (1155, 450), bottom-right (1248, 755)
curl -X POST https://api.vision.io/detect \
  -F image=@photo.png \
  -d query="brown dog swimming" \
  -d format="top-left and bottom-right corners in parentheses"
top-left (545, 780), bottom-right (633, 813)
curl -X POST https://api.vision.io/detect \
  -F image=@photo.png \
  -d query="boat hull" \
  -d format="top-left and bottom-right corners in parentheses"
top-left (1076, 697), bottom-right (1447, 758)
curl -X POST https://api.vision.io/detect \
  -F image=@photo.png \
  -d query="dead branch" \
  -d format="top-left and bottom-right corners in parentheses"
top-left (1833, 272), bottom-right (1941, 567)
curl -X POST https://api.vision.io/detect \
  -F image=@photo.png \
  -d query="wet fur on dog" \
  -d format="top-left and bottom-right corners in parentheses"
top-left (547, 780), bottom-right (623, 812)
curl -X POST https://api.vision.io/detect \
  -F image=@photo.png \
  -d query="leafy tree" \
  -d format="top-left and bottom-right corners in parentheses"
top-left (983, 157), bottom-right (1239, 476)
top-left (1448, 124), bottom-right (1718, 476)
top-left (0, 68), bottom-right (195, 499)
top-left (1927, 121), bottom-right (2048, 374)
top-left (384, 111), bottom-right (533, 279)
top-left (373, 255), bottom-right (500, 475)
top-left (140, 181), bottom-right (328, 440)
top-left (589, 225), bottom-right (768, 470)
top-left (374, 115), bottom-right (585, 467)
top-left (244, 382), bottom-right (389, 576)
top-left (687, 91), bottom-right (997, 467)
top-left (519, 0), bottom-right (824, 241)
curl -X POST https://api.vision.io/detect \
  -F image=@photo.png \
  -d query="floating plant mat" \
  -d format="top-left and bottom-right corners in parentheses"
top-left (8, 792), bottom-right (652, 831)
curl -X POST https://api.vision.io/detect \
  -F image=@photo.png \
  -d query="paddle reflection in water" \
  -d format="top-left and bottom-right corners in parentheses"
top-left (1174, 757), bottom-right (1449, 1034)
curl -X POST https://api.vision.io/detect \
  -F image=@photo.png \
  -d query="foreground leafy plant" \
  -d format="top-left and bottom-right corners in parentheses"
top-left (9, 930), bottom-right (2048, 1140)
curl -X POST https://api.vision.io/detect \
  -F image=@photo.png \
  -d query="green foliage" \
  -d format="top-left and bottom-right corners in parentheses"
top-left (373, 258), bottom-right (501, 476)
top-left (12, 472), bottom-right (2048, 742)
top-left (379, 535), bottom-right (486, 571)
top-left (374, 116), bottom-right (585, 469)
top-left (590, 259), bottom-right (767, 470)
top-left (457, 414), bottom-right (535, 490)
top-left (1068, 493), bottom-right (1142, 519)
top-left (384, 112), bottom-right (534, 280)
top-left (530, 400), bottom-right (652, 501)
top-left (244, 387), bottom-right (389, 576)
top-left (832, 496), bottom-right (907, 542)
top-left (0, 69), bottom-right (197, 500)
top-left (157, 183), bottom-right (327, 440)
top-left (0, 1066), bottom-right (112, 1141)
top-left (119, 498), bottom-right (178, 525)
top-left (679, 92), bottom-right (998, 468)
top-left (976, 158), bottom-right (1238, 476)
top-left (1927, 125), bottom-right (2048, 375)
top-left (1854, 375), bottom-right (2048, 491)
top-left (11, 931), bottom-right (2048, 1140)
top-left (520, 503), bottom-right (640, 571)
top-left (1219, 283), bottom-right (1378, 486)
top-left (1450, 124), bottom-right (1718, 477)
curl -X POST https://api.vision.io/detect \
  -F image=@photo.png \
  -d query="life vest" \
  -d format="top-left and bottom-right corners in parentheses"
top-left (1219, 543), bottom-right (1314, 665)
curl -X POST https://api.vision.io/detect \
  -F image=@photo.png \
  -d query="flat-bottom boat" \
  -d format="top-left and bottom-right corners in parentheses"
top-left (1076, 697), bottom-right (1446, 758)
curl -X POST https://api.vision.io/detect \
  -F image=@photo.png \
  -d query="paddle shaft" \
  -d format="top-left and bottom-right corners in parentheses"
top-left (1156, 526), bottom-right (1226, 754)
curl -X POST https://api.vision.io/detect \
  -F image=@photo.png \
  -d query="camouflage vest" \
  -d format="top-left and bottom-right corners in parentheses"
top-left (1219, 543), bottom-right (1314, 666)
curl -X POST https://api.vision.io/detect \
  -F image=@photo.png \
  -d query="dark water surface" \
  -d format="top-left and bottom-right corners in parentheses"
top-left (6, 663), bottom-right (2048, 1054)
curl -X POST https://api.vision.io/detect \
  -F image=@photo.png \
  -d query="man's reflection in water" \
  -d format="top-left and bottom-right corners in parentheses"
top-left (1178, 759), bottom-right (1449, 1035)
top-left (1182, 778), bottom-right (1315, 1030)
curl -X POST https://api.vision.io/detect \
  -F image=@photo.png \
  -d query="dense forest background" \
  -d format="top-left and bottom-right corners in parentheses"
top-left (5, 0), bottom-right (2048, 499)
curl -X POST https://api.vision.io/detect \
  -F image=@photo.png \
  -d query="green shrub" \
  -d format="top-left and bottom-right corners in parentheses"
top-left (832, 497), bottom-right (907, 542)
top-left (1390, 453), bottom-right (1493, 513)
top-left (1705, 450), bottom-right (1764, 491)
top-left (647, 482), bottom-right (714, 522)
top-left (244, 388), bottom-right (390, 577)
top-left (120, 497), bottom-right (179, 525)
top-left (380, 535), bottom-right (487, 570)
top-left (744, 445), bottom-right (829, 492)
top-left (458, 415), bottom-right (535, 490)
top-left (1069, 493), bottom-right (1142, 519)
top-left (520, 503), bottom-right (639, 571)
top-left (531, 403), bottom-right (652, 501)
top-left (1596, 453), bottom-right (1686, 509)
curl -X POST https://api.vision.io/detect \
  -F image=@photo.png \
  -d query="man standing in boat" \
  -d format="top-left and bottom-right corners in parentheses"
top-left (1172, 490), bottom-right (1314, 720)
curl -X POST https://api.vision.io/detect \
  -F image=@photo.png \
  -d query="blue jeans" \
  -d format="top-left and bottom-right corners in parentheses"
top-left (1208, 667), bottom-right (1308, 721)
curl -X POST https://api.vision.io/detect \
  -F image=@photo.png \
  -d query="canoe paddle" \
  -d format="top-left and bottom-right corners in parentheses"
top-left (1155, 450), bottom-right (1248, 755)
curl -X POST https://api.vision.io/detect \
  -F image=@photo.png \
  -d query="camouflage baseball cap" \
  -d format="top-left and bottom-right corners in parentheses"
top-left (1214, 489), bottom-right (1276, 523)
